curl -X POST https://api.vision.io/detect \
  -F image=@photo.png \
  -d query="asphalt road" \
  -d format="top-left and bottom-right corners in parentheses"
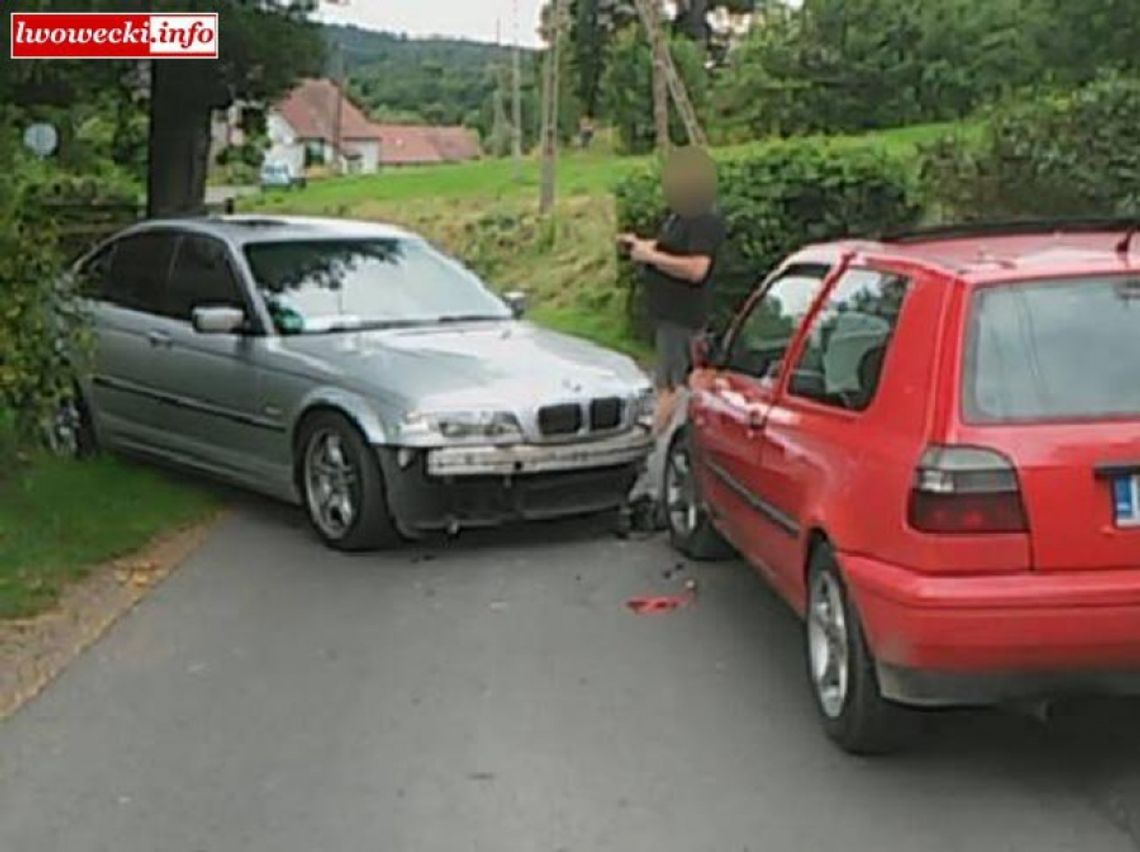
top-left (3, 497), bottom-right (1140, 852)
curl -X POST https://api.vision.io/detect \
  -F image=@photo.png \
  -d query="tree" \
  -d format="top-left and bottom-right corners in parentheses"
top-left (330, 24), bottom-right (523, 140)
top-left (711, 0), bottom-right (1049, 137)
top-left (1027, 0), bottom-right (1138, 84)
top-left (569, 0), bottom-right (638, 117)
top-left (601, 26), bottom-right (709, 153)
top-left (567, 0), bottom-right (751, 121)
top-left (2, 0), bottom-right (324, 216)
top-left (147, 0), bottom-right (324, 216)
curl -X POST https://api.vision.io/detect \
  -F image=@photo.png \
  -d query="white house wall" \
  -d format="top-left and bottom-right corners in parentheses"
top-left (265, 111), bottom-right (305, 174)
top-left (342, 139), bottom-right (380, 174)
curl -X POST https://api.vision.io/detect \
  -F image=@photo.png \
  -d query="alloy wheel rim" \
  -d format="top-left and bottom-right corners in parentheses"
top-left (47, 400), bottom-right (81, 458)
top-left (808, 571), bottom-right (850, 719)
top-left (665, 444), bottom-right (698, 536)
top-left (304, 429), bottom-right (359, 540)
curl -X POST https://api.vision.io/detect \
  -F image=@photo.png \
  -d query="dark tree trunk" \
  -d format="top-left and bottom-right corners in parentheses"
top-left (146, 60), bottom-right (230, 218)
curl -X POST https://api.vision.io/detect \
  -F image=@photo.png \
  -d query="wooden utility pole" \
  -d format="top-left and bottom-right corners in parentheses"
top-left (643, 0), bottom-right (670, 152)
top-left (491, 19), bottom-right (510, 157)
top-left (661, 46), bottom-right (708, 146)
top-left (491, 72), bottom-right (511, 156)
top-left (331, 48), bottom-right (346, 173)
top-left (631, 0), bottom-right (708, 148)
top-left (511, 0), bottom-right (523, 161)
top-left (538, 0), bottom-right (569, 215)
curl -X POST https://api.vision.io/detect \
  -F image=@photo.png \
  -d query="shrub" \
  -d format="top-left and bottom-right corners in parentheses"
top-left (920, 73), bottom-right (1140, 221)
top-left (615, 139), bottom-right (922, 335)
top-left (0, 127), bottom-right (91, 448)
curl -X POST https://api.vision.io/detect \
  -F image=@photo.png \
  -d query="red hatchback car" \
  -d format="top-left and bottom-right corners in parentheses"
top-left (664, 220), bottom-right (1140, 753)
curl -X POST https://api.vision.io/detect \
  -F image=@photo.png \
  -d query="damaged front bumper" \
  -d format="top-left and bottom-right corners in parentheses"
top-left (425, 427), bottom-right (654, 477)
top-left (378, 428), bottom-right (654, 534)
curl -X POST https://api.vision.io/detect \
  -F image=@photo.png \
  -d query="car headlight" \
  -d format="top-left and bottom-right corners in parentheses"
top-left (400, 410), bottom-right (523, 444)
top-left (632, 388), bottom-right (655, 428)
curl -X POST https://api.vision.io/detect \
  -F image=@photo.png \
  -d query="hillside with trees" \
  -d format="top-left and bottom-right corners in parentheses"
top-left (325, 24), bottom-right (546, 150)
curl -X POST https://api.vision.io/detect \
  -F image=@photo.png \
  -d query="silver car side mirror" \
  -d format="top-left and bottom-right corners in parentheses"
top-left (192, 305), bottom-right (246, 335)
top-left (503, 290), bottom-right (527, 319)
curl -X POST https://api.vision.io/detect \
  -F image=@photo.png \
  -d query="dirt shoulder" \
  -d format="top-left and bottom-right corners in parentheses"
top-left (0, 515), bottom-right (220, 719)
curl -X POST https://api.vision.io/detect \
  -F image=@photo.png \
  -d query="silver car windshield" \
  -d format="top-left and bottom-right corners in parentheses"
top-left (244, 238), bottom-right (511, 334)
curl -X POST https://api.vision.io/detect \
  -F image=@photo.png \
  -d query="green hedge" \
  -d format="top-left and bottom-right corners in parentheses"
top-left (920, 73), bottom-right (1140, 221)
top-left (0, 128), bottom-right (92, 448)
top-left (615, 139), bottom-right (922, 336)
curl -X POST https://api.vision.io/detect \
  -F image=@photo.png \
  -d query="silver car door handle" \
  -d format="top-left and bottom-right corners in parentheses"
top-left (146, 330), bottom-right (172, 348)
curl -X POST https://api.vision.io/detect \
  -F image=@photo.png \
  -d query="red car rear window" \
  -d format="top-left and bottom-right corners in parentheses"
top-left (964, 275), bottom-right (1140, 422)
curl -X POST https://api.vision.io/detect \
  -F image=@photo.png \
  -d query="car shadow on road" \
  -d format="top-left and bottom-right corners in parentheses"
top-left (143, 458), bottom-right (628, 555)
top-left (704, 552), bottom-right (1140, 841)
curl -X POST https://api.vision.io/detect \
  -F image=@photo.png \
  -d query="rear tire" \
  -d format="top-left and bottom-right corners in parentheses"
top-left (45, 393), bottom-right (98, 460)
top-left (662, 429), bottom-right (732, 560)
top-left (806, 544), bottom-right (907, 754)
top-left (297, 411), bottom-right (401, 552)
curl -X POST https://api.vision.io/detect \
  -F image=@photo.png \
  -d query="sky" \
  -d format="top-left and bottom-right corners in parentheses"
top-left (317, 0), bottom-right (547, 48)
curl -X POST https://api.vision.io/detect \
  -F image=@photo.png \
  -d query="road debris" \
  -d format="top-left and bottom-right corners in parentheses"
top-left (626, 589), bottom-right (696, 614)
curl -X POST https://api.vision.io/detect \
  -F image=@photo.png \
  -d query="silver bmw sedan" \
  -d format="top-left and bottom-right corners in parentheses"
top-left (69, 216), bottom-right (655, 550)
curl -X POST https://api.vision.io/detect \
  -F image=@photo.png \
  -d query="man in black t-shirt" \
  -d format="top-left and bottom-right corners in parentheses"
top-left (619, 146), bottom-right (725, 436)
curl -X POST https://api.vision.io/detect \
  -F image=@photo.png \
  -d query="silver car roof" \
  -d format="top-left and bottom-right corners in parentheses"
top-left (119, 215), bottom-right (416, 248)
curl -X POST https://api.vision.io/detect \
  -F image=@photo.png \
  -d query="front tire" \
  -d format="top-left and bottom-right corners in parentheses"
top-left (662, 429), bottom-right (731, 560)
top-left (806, 544), bottom-right (905, 754)
top-left (298, 411), bottom-right (400, 551)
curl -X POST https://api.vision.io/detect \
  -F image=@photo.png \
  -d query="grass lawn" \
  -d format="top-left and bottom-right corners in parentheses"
top-left (0, 455), bottom-right (217, 620)
top-left (253, 148), bottom-right (645, 215)
top-left (251, 121), bottom-right (960, 215)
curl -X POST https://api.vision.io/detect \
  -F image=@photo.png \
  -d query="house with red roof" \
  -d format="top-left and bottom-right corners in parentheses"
top-left (266, 79), bottom-right (481, 175)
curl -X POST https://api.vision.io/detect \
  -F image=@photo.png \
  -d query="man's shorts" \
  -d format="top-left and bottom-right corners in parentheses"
top-left (654, 321), bottom-right (696, 390)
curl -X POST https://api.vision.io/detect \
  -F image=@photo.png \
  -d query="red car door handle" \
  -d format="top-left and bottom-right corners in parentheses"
top-left (747, 408), bottom-right (764, 432)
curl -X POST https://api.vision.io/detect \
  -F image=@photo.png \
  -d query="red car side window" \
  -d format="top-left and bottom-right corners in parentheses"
top-left (723, 266), bottom-right (830, 381)
top-left (787, 268), bottom-right (910, 412)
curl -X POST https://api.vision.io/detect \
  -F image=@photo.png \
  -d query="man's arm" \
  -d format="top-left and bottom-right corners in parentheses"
top-left (627, 238), bottom-right (712, 285)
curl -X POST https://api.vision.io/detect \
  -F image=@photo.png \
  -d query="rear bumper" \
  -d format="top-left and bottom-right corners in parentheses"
top-left (842, 553), bottom-right (1140, 706)
top-left (876, 664), bottom-right (1140, 707)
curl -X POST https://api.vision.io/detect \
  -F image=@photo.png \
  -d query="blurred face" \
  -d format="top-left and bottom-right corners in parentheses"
top-left (662, 150), bottom-right (716, 216)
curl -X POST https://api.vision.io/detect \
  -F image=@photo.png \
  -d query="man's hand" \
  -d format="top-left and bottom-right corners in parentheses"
top-left (619, 232), bottom-right (712, 284)
top-left (627, 237), bottom-right (658, 264)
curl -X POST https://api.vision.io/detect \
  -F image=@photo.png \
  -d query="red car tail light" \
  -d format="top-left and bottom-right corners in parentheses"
top-left (908, 446), bottom-right (1029, 534)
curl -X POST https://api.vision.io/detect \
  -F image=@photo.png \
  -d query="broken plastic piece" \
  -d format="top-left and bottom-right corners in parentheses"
top-left (626, 591), bottom-right (695, 614)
